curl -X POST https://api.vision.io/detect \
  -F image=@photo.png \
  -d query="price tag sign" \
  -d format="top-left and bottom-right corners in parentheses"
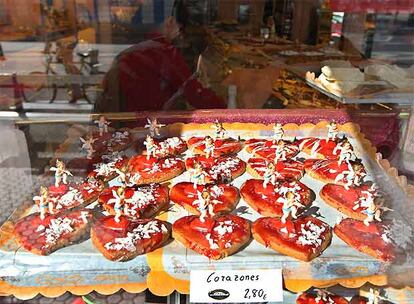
top-left (190, 269), bottom-right (283, 303)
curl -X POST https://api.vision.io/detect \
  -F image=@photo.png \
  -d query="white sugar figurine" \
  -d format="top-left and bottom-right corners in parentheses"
top-left (274, 140), bottom-right (287, 162)
top-left (263, 162), bottom-right (277, 188)
top-left (203, 136), bottom-right (215, 158)
top-left (368, 288), bottom-right (381, 304)
top-left (195, 190), bottom-right (215, 223)
top-left (80, 135), bottom-right (97, 159)
top-left (50, 159), bottom-right (73, 187)
top-left (108, 187), bottom-right (126, 223)
top-left (333, 139), bottom-right (355, 165)
top-left (315, 289), bottom-right (333, 303)
top-left (335, 162), bottom-right (366, 190)
top-left (272, 123), bottom-right (284, 142)
top-left (278, 191), bottom-right (303, 223)
top-left (94, 115), bottom-right (110, 136)
top-left (212, 120), bottom-right (227, 140)
top-left (190, 162), bottom-right (206, 189)
top-left (33, 186), bottom-right (54, 220)
top-left (144, 135), bottom-right (157, 160)
top-left (145, 117), bottom-right (165, 137)
top-left (327, 121), bottom-right (339, 141)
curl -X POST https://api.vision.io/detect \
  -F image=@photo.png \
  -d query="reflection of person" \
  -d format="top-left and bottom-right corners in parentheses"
top-left (97, 16), bottom-right (225, 112)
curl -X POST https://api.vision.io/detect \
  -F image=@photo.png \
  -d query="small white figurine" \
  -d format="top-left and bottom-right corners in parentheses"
top-left (274, 140), bottom-right (287, 162)
top-left (367, 288), bottom-right (381, 304)
top-left (327, 121), bottom-right (339, 142)
top-left (315, 289), bottom-right (333, 303)
top-left (335, 162), bottom-right (366, 190)
top-left (190, 162), bottom-right (207, 189)
top-left (144, 135), bottom-right (157, 160)
top-left (145, 117), bottom-right (165, 137)
top-left (263, 162), bottom-right (278, 188)
top-left (195, 190), bottom-right (215, 223)
top-left (203, 136), bottom-right (215, 158)
top-left (50, 159), bottom-right (73, 187)
top-left (333, 139), bottom-right (355, 165)
top-left (115, 167), bottom-right (127, 184)
top-left (94, 115), bottom-right (110, 136)
top-left (33, 186), bottom-right (54, 220)
top-left (80, 134), bottom-right (97, 159)
top-left (278, 191), bottom-right (303, 223)
top-left (108, 187), bottom-right (126, 223)
top-left (212, 120), bottom-right (227, 140)
top-left (272, 123), bottom-right (284, 142)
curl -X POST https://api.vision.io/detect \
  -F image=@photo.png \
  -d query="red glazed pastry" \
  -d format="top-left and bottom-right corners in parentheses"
top-left (320, 183), bottom-right (380, 221)
top-left (297, 290), bottom-right (348, 304)
top-left (172, 214), bottom-right (251, 260)
top-left (142, 136), bottom-right (187, 157)
top-left (297, 137), bottom-right (345, 160)
top-left (245, 138), bottom-right (299, 160)
top-left (185, 155), bottom-right (246, 184)
top-left (125, 155), bottom-right (185, 185)
top-left (91, 216), bottom-right (171, 262)
top-left (334, 218), bottom-right (395, 261)
top-left (187, 136), bottom-right (242, 157)
top-left (247, 157), bottom-right (305, 181)
top-left (14, 209), bottom-right (94, 255)
top-left (170, 182), bottom-right (239, 216)
top-left (240, 179), bottom-right (313, 217)
top-left (98, 184), bottom-right (169, 219)
top-left (304, 159), bottom-right (366, 189)
top-left (253, 216), bottom-right (332, 262)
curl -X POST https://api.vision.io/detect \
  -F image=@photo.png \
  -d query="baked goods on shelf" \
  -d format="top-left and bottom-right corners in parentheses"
top-left (334, 218), bottom-right (395, 262)
top-left (172, 214), bottom-right (251, 260)
top-left (170, 182), bottom-right (240, 216)
top-left (252, 216), bottom-right (332, 262)
top-left (91, 216), bottom-right (171, 262)
top-left (14, 209), bottom-right (95, 256)
top-left (240, 179), bottom-right (313, 217)
top-left (297, 289), bottom-right (348, 304)
top-left (98, 184), bottom-right (169, 219)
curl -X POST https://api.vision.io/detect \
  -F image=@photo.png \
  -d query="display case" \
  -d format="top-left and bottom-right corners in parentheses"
top-left (0, 0), bottom-right (413, 303)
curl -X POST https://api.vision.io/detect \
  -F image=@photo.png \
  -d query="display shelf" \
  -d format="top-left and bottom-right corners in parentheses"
top-left (0, 110), bottom-right (413, 300)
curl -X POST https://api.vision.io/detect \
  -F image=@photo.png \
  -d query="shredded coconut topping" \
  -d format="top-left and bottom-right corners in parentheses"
top-left (297, 221), bottom-right (326, 251)
top-left (39, 214), bottom-right (89, 248)
top-left (210, 185), bottom-right (224, 198)
top-left (124, 185), bottom-right (159, 215)
top-left (209, 158), bottom-right (240, 179)
top-left (56, 188), bottom-right (83, 209)
top-left (104, 221), bottom-right (166, 252)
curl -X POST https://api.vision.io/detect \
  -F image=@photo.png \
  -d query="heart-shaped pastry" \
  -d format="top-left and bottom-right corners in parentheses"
top-left (252, 216), bottom-right (332, 261)
top-left (187, 136), bottom-right (242, 157)
top-left (91, 216), bottom-right (171, 261)
top-left (297, 290), bottom-right (348, 304)
top-left (304, 159), bottom-right (366, 188)
top-left (170, 182), bottom-right (239, 215)
top-left (99, 184), bottom-right (169, 219)
top-left (14, 209), bottom-right (94, 255)
top-left (334, 218), bottom-right (395, 261)
top-left (245, 139), bottom-right (299, 159)
top-left (240, 179), bottom-right (313, 217)
top-left (37, 180), bottom-right (102, 215)
top-left (185, 155), bottom-right (246, 184)
top-left (320, 183), bottom-right (379, 221)
top-left (247, 157), bottom-right (305, 180)
top-left (172, 214), bottom-right (251, 260)
top-left (125, 155), bottom-right (185, 185)
top-left (142, 137), bottom-right (187, 157)
top-left (349, 295), bottom-right (391, 304)
top-left (298, 137), bottom-right (352, 160)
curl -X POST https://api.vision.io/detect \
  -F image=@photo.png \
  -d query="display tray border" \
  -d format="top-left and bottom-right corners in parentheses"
top-left (1, 110), bottom-right (413, 299)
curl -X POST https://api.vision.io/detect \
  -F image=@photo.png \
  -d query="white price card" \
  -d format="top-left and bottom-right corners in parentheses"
top-left (189, 269), bottom-right (283, 303)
